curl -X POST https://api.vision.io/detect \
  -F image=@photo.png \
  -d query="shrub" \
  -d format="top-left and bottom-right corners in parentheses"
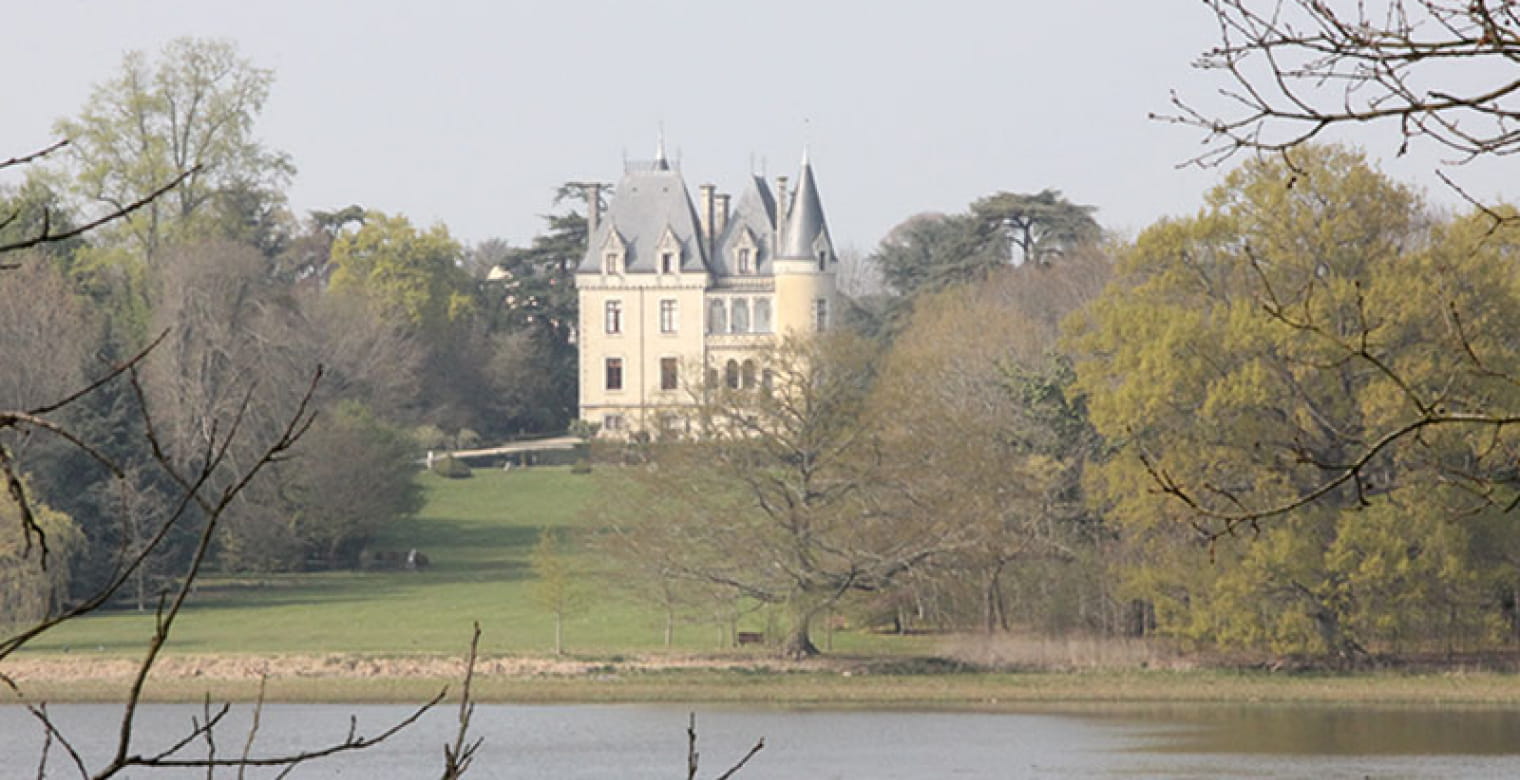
top-left (431, 455), bottom-right (472, 479)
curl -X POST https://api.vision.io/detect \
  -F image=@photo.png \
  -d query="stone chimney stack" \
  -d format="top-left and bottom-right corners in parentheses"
top-left (715, 193), bottom-right (730, 238)
top-left (698, 184), bottom-right (716, 256)
top-left (775, 175), bottom-right (789, 248)
top-left (587, 182), bottom-right (602, 236)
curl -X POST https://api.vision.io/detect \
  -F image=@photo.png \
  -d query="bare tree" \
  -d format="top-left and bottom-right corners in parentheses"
top-left (1165, 1), bottom-right (1520, 204)
top-left (603, 334), bottom-right (965, 657)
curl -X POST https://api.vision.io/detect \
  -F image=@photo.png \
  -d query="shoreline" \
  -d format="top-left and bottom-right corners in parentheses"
top-left (7, 652), bottom-right (1520, 707)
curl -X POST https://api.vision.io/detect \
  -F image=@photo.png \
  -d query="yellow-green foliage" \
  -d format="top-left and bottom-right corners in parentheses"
top-left (1071, 145), bottom-right (1520, 655)
top-left (328, 211), bottom-right (475, 335)
top-left (1, 488), bottom-right (83, 627)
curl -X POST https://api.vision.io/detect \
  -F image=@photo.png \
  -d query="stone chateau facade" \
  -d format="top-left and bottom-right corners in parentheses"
top-left (575, 145), bottom-right (838, 436)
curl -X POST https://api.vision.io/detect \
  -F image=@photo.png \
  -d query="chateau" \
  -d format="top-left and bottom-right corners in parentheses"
top-left (575, 146), bottom-right (838, 436)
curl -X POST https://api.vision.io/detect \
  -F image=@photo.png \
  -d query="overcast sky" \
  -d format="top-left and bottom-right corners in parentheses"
top-left (2, 1), bottom-right (1512, 252)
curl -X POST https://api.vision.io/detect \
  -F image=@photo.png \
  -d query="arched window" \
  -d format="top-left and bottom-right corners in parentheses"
top-left (753, 297), bottom-right (772, 333)
top-left (761, 369), bottom-right (774, 394)
top-left (741, 360), bottom-right (757, 389)
top-left (724, 359), bottom-right (740, 389)
top-left (708, 299), bottom-right (726, 334)
top-left (731, 299), bottom-right (750, 333)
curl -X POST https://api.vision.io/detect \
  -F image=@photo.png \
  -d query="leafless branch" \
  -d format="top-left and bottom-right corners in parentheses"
top-left (441, 622), bottom-right (484, 779)
top-left (686, 713), bottom-right (764, 780)
top-left (1162, 0), bottom-right (1520, 212)
top-left (0, 165), bottom-right (200, 254)
top-left (0, 139), bottom-right (69, 171)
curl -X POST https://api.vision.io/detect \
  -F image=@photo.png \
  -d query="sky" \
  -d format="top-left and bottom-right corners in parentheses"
top-left (2, 0), bottom-right (1513, 253)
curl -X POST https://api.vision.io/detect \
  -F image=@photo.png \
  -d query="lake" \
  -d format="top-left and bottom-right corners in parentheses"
top-left (3, 701), bottom-right (1519, 778)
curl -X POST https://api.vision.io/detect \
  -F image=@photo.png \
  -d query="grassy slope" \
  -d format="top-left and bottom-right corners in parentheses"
top-left (24, 467), bottom-right (926, 658)
top-left (17, 467), bottom-right (1520, 706)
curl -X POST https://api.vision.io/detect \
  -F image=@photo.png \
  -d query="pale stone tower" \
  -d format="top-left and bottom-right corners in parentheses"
top-left (575, 146), bottom-right (837, 437)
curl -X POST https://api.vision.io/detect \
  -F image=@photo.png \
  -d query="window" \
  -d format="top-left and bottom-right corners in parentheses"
top-left (659, 299), bottom-right (677, 334)
top-left (814, 298), bottom-right (829, 331)
top-left (603, 413), bottom-right (625, 432)
top-left (708, 299), bottom-right (726, 334)
top-left (604, 252), bottom-right (621, 274)
top-left (660, 357), bottom-right (679, 390)
top-left (817, 249), bottom-right (828, 271)
top-left (724, 359), bottom-right (740, 389)
top-left (753, 298), bottom-right (772, 333)
top-left (605, 300), bottom-right (622, 334)
top-left (731, 299), bottom-right (750, 333)
top-left (741, 360), bottom-right (757, 390)
top-left (661, 251), bottom-right (675, 274)
top-left (737, 248), bottom-right (753, 274)
top-left (605, 357), bottom-right (623, 391)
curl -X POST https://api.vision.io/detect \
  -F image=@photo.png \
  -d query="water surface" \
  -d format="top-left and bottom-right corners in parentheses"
top-left (3, 702), bottom-right (1518, 778)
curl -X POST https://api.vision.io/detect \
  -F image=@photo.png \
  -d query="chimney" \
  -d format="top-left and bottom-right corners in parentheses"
top-left (715, 193), bottom-right (730, 237)
top-left (699, 184), bottom-right (716, 257)
top-left (775, 175), bottom-right (789, 248)
top-left (587, 182), bottom-right (602, 236)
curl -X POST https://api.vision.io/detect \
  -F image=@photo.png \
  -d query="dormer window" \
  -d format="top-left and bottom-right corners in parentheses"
top-left (817, 249), bottom-right (828, 271)
top-left (601, 229), bottom-right (628, 275)
top-left (731, 228), bottom-right (760, 276)
top-left (655, 226), bottom-right (683, 276)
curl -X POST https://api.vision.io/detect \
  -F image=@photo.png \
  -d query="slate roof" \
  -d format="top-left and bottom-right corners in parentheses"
top-left (710, 175), bottom-right (778, 276)
top-left (578, 152), bottom-right (830, 276)
top-left (579, 161), bottom-right (707, 274)
top-left (780, 158), bottom-right (832, 259)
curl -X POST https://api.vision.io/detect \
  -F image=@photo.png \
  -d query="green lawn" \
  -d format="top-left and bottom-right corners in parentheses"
top-left (23, 467), bottom-right (921, 658)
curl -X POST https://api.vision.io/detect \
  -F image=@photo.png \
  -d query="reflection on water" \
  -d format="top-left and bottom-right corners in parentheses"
top-left (1108, 703), bottom-right (1520, 755)
top-left (2, 701), bottom-right (1518, 778)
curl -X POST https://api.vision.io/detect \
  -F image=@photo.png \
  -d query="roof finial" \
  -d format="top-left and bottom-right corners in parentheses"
top-left (801, 117), bottom-right (812, 166)
top-left (655, 122), bottom-right (668, 168)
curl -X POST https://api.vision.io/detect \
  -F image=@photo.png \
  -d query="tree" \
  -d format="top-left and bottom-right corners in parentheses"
top-left (530, 527), bottom-right (584, 655)
top-left (1167, 1), bottom-right (1520, 173)
top-left (0, 487), bottom-right (82, 627)
top-left (1070, 146), bottom-right (1520, 656)
top-left (867, 194), bottom-right (1102, 339)
top-left (603, 334), bottom-right (961, 657)
top-left (871, 212), bottom-right (1000, 300)
top-left (0, 137), bottom-right (473, 776)
top-left (52, 37), bottom-right (294, 260)
top-left (475, 183), bottom-right (595, 433)
top-left (971, 189), bottom-right (1099, 267)
top-left (0, 254), bottom-right (97, 413)
top-left (869, 258), bottom-right (1109, 634)
top-left (329, 210), bottom-right (474, 336)
top-left (284, 401), bottom-right (423, 568)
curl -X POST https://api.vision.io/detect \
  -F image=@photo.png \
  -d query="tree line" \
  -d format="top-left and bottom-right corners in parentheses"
top-left (597, 144), bottom-right (1520, 662)
top-left (0, 38), bottom-right (584, 617)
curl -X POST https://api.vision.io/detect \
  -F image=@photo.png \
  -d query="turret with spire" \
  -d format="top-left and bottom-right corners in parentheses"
top-left (573, 140), bottom-right (838, 439)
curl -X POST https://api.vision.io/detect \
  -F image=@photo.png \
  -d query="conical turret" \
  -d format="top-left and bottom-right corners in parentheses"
top-left (779, 154), bottom-right (832, 262)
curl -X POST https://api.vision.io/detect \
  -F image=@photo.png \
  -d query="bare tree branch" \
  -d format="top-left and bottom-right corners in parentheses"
top-left (1163, 1), bottom-right (1520, 191)
top-left (0, 165), bottom-right (200, 255)
top-left (0, 140), bottom-right (69, 172)
top-left (441, 623), bottom-right (484, 779)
